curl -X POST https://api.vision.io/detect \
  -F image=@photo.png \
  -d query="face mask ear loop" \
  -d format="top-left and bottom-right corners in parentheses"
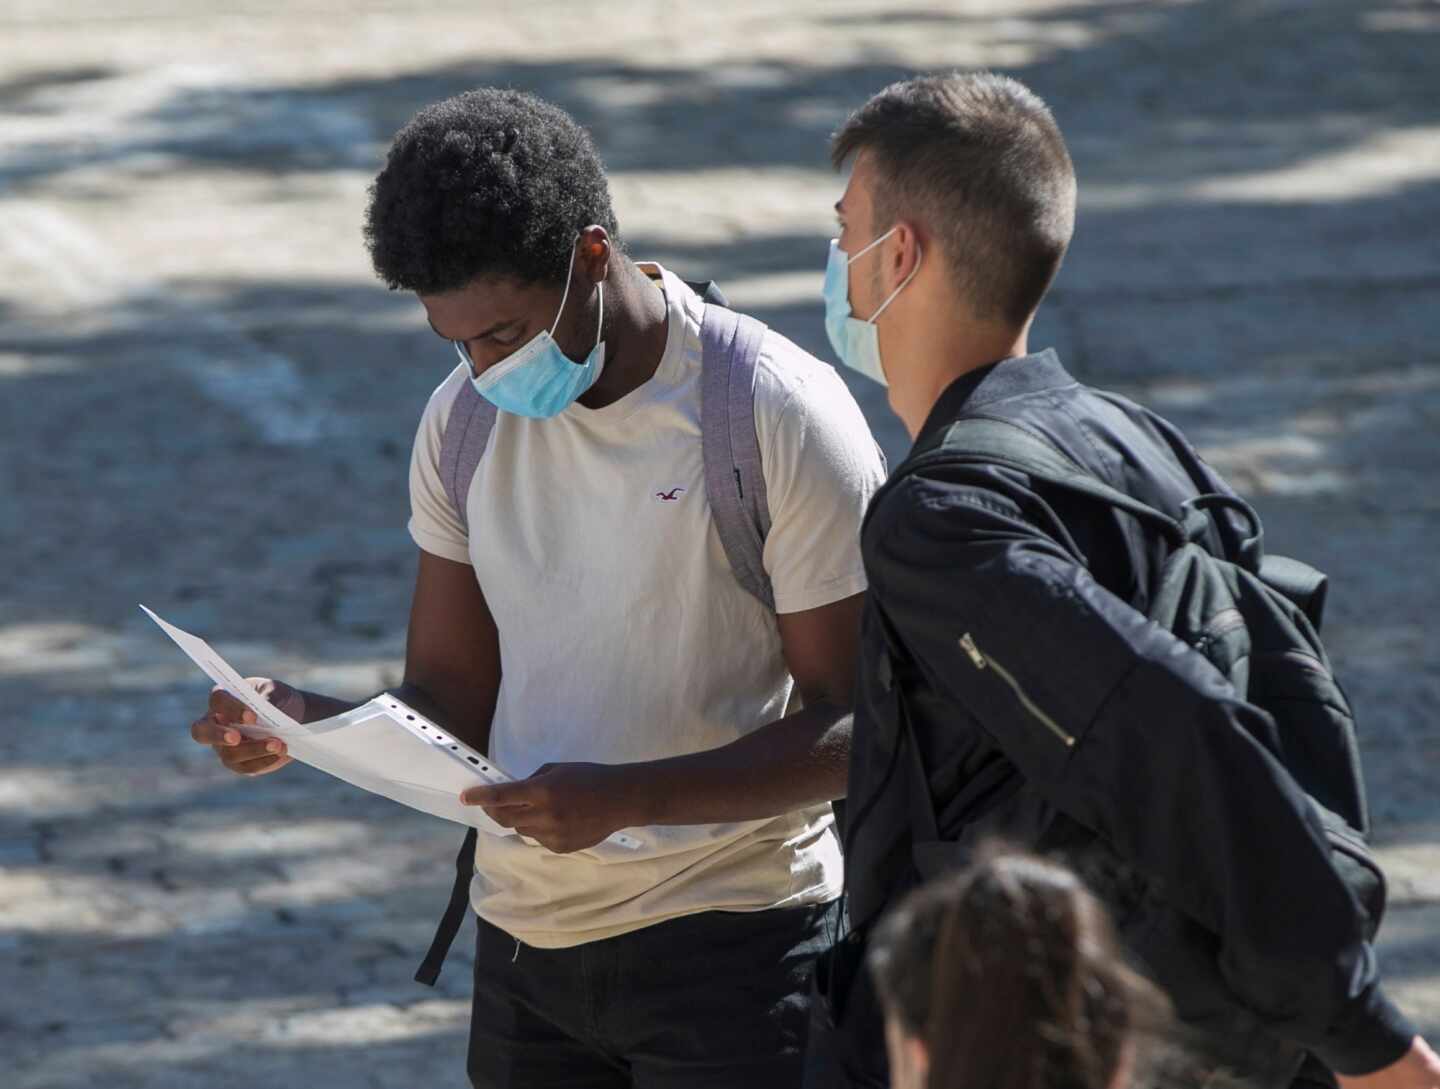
top-left (548, 241), bottom-right (580, 338)
top-left (845, 224), bottom-right (899, 266)
top-left (868, 241), bottom-right (923, 325)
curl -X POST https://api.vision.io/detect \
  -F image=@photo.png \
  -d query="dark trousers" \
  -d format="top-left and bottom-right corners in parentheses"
top-left (467, 900), bottom-right (840, 1089)
top-left (800, 922), bottom-right (889, 1089)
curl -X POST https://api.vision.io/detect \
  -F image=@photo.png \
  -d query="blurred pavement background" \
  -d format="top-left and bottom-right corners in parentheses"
top-left (2, 1), bottom-right (1438, 1086)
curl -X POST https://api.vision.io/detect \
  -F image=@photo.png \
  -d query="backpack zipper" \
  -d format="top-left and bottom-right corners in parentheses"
top-left (959, 633), bottom-right (1076, 748)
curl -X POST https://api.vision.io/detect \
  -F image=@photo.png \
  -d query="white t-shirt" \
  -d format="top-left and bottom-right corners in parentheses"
top-left (407, 264), bottom-right (885, 948)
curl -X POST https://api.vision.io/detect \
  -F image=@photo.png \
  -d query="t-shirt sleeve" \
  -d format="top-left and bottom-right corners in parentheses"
top-left (757, 353), bottom-right (886, 615)
top-left (407, 369), bottom-right (473, 564)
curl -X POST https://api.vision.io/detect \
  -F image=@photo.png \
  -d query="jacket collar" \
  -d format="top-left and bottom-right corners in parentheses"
top-left (913, 348), bottom-right (1075, 451)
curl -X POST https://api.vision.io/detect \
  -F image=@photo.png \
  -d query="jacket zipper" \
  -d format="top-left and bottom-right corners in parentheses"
top-left (959, 633), bottom-right (1076, 748)
top-left (1195, 607), bottom-right (1246, 655)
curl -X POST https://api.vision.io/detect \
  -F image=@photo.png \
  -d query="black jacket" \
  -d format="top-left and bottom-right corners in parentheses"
top-left (845, 350), bottom-right (1414, 1083)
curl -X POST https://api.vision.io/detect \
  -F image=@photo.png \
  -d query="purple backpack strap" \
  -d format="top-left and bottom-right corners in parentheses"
top-left (437, 381), bottom-right (498, 531)
top-left (418, 308), bottom-right (771, 991)
top-left (700, 303), bottom-right (774, 611)
top-left (435, 307), bottom-right (774, 611)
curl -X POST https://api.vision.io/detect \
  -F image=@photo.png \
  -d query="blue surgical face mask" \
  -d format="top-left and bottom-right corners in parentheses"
top-left (823, 227), bottom-right (921, 388)
top-left (455, 241), bottom-right (605, 419)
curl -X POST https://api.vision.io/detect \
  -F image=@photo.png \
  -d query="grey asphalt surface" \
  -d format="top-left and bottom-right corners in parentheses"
top-left (2, 2), bottom-right (1438, 1086)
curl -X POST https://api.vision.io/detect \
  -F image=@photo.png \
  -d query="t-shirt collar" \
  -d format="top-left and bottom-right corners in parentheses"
top-left (635, 260), bottom-right (694, 385)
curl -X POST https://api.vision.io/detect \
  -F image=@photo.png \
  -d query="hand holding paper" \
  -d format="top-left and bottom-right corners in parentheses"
top-left (462, 761), bottom-right (647, 855)
top-left (142, 605), bottom-right (303, 736)
top-left (147, 605), bottom-right (642, 851)
top-left (191, 682), bottom-right (297, 777)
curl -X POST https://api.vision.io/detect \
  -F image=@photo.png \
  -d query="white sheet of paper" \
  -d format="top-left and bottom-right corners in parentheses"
top-left (141, 604), bottom-right (304, 736)
top-left (271, 699), bottom-right (517, 838)
top-left (143, 606), bottom-right (641, 850)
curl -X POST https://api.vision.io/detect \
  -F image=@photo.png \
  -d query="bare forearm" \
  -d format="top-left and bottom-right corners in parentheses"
top-left (390, 678), bottom-right (496, 754)
top-left (289, 688), bottom-right (360, 723)
top-left (629, 701), bottom-right (852, 826)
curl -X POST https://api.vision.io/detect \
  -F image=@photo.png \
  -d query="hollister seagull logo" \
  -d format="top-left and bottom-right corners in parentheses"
top-left (654, 487), bottom-right (686, 503)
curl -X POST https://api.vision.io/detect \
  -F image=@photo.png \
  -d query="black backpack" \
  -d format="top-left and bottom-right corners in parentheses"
top-left (899, 414), bottom-right (1385, 939)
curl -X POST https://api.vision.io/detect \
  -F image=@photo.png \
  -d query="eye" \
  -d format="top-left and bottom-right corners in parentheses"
top-left (489, 328), bottom-right (524, 348)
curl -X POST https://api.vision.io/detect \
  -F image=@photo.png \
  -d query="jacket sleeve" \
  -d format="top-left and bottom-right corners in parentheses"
top-left (868, 472), bottom-right (1415, 1075)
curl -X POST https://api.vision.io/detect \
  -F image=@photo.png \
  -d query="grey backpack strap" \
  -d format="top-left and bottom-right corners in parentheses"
top-left (699, 304), bottom-right (775, 611)
top-left (437, 381), bottom-right (498, 532)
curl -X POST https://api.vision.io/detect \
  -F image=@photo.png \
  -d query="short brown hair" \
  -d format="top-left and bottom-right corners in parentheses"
top-left (832, 72), bottom-right (1076, 327)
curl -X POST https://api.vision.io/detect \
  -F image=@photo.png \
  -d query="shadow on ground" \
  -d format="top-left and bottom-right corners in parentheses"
top-left (4, 1), bottom-right (1440, 1083)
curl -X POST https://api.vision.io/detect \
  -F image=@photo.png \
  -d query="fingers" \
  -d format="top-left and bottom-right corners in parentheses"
top-left (511, 823), bottom-right (590, 855)
top-left (207, 686), bottom-right (255, 724)
top-left (461, 781), bottom-right (534, 809)
top-left (473, 799), bottom-right (530, 830)
top-left (190, 714), bottom-right (242, 747)
top-left (483, 809), bottom-right (519, 832)
top-left (189, 708), bottom-right (265, 746)
top-left (225, 737), bottom-right (287, 763)
top-left (220, 738), bottom-right (291, 776)
top-left (192, 680), bottom-right (296, 778)
top-left (189, 711), bottom-right (290, 776)
top-left (228, 751), bottom-right (293, 777)
top-left (512, 820), bottom-right (554, 843)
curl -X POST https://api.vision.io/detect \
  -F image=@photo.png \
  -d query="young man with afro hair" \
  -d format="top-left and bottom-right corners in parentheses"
top-left (187, 88), bottom-right (885, 1088)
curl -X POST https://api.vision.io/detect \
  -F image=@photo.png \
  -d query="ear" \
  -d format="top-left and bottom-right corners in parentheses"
top-left (885, 220), bottom-right (923, 291)
top-left (577, 224), bottom-right (612, 285)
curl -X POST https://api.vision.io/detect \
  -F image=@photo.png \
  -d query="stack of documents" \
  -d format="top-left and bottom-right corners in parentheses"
top-left (143, 606), bottom-right (640, 850)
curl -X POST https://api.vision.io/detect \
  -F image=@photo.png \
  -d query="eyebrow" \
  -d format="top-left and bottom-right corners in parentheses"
top-left (427, 316), bottom-right (519, 342)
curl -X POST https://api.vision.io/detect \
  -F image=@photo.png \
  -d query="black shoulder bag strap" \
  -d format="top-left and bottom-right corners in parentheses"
top-left (414, 828), bottom-right (477, 986)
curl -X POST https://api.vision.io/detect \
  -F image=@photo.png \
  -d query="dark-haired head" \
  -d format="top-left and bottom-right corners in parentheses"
top-left (868, 849), bottom-right (1168, 1089)
top-left (831, 71), bottom-right (1076, 330)
top-left (364, 87), bottom-right (620, 294)
top-left (364, 90), bottom-right (628, 386)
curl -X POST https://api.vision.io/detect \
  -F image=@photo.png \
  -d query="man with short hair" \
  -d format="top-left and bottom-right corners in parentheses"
top-left (188, 88), bottom-right (885, 1088)
top-left (807, 72), bottom-right (1438, 1089)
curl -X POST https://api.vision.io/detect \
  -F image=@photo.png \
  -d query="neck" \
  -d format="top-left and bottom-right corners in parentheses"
top-left (578, 258), bottom-right (668, 410)
top-left (889, 316), bottom-right (1031, 440)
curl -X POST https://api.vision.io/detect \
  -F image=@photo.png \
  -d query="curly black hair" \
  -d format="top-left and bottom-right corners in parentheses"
top-left (364, 88), bottom-right (620, 294)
